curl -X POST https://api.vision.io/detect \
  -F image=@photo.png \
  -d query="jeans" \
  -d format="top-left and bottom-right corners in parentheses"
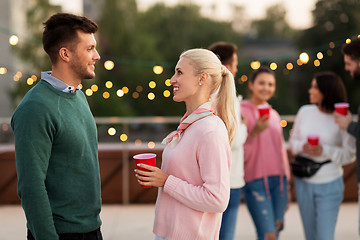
top-left (294, 177), bottom-right (344, 240)
top-left (27, 228), bottom-right (102, 240)
top-left (155, 236), bottom-right (167, 240)
top-left (244, 176), bottom-right (288, 240)
top-left (219, 188), bottom-right (243, 240)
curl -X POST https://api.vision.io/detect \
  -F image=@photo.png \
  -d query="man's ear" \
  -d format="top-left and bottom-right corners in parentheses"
top-left (58, 47), bottom-right (71, 63)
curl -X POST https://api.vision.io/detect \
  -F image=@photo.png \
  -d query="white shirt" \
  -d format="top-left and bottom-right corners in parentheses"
top-left (289, 105), bottom-right (356, 183)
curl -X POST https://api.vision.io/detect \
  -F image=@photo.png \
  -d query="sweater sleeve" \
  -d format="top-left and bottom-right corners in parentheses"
top-left (163, 130), bottom-right (230, 213)
top-left (322, 130), bottom-right (356, 166)
top-left (347, 121), bottom-right (360, 140)
top-left (11, 102), bottom-right (59, 240)
top-left (288, 108), bottom-right (306, 155)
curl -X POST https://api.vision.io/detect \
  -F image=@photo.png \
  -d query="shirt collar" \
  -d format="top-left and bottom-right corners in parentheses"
top-left (41, 71), bottom-right (81, 93)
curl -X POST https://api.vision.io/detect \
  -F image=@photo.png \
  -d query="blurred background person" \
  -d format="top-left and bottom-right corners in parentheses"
top-left (208, 41), bottom-right (248, 240)
top-left (335, 38), bottom-right (360, 235)
top-left (241, 66), bottom-right (290, 240)
top-left (290, 72), bottom-right (356, 240)
top-left (134, 48), bottom-right (238, 239)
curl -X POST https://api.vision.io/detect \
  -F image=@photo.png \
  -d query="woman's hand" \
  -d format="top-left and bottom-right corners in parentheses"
top-left (134, 164), bottom-right (169, 188)
top-left (250, 115), bottom-right (269, 137)
top-left (334, 112), bottom-right (352, 130)
top-left (302, 143), bottom-right (323, 156)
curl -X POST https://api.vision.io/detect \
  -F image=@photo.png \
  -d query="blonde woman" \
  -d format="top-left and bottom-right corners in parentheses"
top-left (135, 48), bottom-right (238, 240)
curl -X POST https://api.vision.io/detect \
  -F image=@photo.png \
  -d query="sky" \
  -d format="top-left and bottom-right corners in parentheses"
top-left (136, 0), bottom-right (317, 29)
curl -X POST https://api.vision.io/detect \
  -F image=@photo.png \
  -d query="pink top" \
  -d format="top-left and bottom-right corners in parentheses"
top-left (153, 115), bottom-right (231, 240)
top-left (241, 100), bottom-right (290, 184)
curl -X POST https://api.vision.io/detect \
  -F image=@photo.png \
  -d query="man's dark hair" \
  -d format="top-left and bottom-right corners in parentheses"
top-left (342, 38), bottom-right (360, 61)
top-left (42, 13), bottom-right (98, 63)
top-left (208, 42), bottom-right (238, 66)
top-left (314, 71), bottom-right (347, 112)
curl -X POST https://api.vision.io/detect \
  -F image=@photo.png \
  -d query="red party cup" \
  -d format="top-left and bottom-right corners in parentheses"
top-left (334, 103), bottom-right (349, 115)
top-left (133, 153), bottom-right (156, 188)
top-left (307, 135), bottom-right (319, 146)
top-left (258, 104), bottom-right (271, 120)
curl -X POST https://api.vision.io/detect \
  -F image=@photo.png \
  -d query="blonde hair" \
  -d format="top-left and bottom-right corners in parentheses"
top-left (180, 48), bottom-right (238, 145)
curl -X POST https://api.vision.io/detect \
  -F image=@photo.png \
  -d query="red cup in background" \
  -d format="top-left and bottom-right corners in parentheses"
top-left (133, 153), bottom-right (156, 188)
top-left (258, 105), bottom-right (271, 120)
top-left (307, 135), bottom-right (319, 146)
top-left (334, 103), bottom-right (349, 115)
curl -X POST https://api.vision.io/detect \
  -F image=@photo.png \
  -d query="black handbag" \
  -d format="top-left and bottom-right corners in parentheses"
top-left (290, 155), bottom-right (331, 178)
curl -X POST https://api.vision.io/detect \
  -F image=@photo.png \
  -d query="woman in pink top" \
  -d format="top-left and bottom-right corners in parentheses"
top-left (134, 48), bottom-right (238, 240)
top-left (241, 66), bottom-right (290, 240)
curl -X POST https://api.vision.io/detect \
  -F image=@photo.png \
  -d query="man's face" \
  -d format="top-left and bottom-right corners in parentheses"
top-left (344, 54), bottom-right (360, 80)
top-left (226, 53), bottom-right (238, 77)
top-left (69, 31), bottom-right (100, 80)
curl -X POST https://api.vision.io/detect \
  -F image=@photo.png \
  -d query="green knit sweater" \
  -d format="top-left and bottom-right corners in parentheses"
top-left (11, 80), bottom-right (101, 240)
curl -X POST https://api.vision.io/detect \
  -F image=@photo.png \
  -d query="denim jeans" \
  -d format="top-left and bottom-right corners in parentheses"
top-left (27, 228), bottom-right (102, 240)
top-left (294, 177), bottom-right (344, 240)
top-left (244, 176), bottom-right (288, 240)
top-left (219, 188), bottom-right (242, 240)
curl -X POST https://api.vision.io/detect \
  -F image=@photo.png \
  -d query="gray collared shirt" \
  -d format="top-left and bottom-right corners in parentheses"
top-left (41, 71), bottom-right (81, 93)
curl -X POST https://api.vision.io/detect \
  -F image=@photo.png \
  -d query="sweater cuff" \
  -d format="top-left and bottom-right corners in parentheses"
top-left (163, 175), bottom-right (180, 196)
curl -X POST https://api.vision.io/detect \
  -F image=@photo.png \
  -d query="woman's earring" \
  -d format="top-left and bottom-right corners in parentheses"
top-left (199, 82), bottom-right (202, 86)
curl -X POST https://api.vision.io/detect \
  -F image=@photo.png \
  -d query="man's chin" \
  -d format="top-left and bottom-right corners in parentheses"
top-left (352, 71), bottom-right (360, 81)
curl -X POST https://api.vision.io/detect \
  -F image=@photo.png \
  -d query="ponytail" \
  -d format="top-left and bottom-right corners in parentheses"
top-left (214, 66), bottom-right (238, 145)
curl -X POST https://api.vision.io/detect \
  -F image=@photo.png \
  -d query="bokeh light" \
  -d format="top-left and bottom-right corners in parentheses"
top-left (120, 134), bottom-right (128, 142)
top-left (163, 90), bottom-right (171, 97)
top-left (286, 63), bottom-right (293, 70)
top-left (122, 87), bottom-right (129, 94)
top-left (104, 60), bottom-right (114, 70)
top-left (153, 65), bottom-right (163, 74)
top-left (148, 141), bottom-right (155, 149)
top-left (105, 81), bottom-right (113, 89)
top-left (280, 120), bottom-right (287, 128)
top-left (314, 59), bottom-right (320, 67)
top-left (299, 52), bottom-right (309, 64)
top-left (270, 62), bottom-right (277, 70)
top-left (148, 92), bottom-right (155, 100)
top-left (136, 86), bottom-right (143, 92)
top-left (91, 84), bottom-right (98, 92)
top-left (135, 139), bottom-right (142, 146)
top-left (149, 81), bottom-right (156, 89)
top-left (103, 92), bottom-right (110, 99)
top-left (117, 89), bottom-right (124, 97)
top-left (85, 89), bottom-right (93, 96)
top-left (9, 35), bottom-right (19, 45)
top-left (250, 61), bottom-right (261, 70)
top-left (27, 78), bottom-right (34, 85)
top-left (165, 79), bottom-right (171, 86)
top-left (108, 127), bottom-right (116, 136)
top-left (132, 92), bottom-right (139, 99)
top-left (0, 67), bottom-right (7, 75)
top-left (317, 52), bottom-right (324, 59)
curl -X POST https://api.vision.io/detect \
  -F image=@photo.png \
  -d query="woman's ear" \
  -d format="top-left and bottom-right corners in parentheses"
top-left (58, 47), bottom-right (71, 63)
top-left (199, 72), bottom-right (209, 86)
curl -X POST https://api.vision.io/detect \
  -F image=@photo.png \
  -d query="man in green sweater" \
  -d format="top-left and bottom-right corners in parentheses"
top-left (11, 13), bottom-right (102, 240)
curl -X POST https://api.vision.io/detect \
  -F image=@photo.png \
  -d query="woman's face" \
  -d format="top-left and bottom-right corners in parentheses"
top-left (249, 72), bottom-right (276, 103)
top-left (170, 57), bottom-right (201, 103)
top-left (308, 78), bottom-right (323, 105)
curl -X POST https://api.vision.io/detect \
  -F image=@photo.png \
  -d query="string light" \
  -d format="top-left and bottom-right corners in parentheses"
top-left (136, 86), bottom-right (143, 92)
top-left (280, 120), bottom-right (287, 128)
top-left (135, 139), bottom-right (142, 146)
top-left (91, 84), bottom-right (98, 92)
top-left (122, 87), bottom-right (129, 94)
top-left (108, 127), bottom-right (116, 136)
top-left (0, 67), bottom-right (7, 74)
top-left (329, 42), bottom-right (335, 48)
top-left (105, 81), bottom-right (113, 88)
top-left (148, 141), bottom-right (155, 149)
top-left (104, 60), bottom-right (114, 70)
top-left (149, 81), bottom-right (156, 88)
top-left (270, 62), bottom-right (277, 70)
top-left (165, 79), bottom-right (171, 86)
top-left (117, 89), bottom-right (124, 97)
top-left (346, 38), bottom-right (352, 44)
top-left (120, 134), bottom-right (128, 142)
top-left (250, 61), bottom-right (261, 70)
top-left (27, 78), bottom-right (34, 85)
top-left (85, 89), bottom-right (93, 96)
top-left (132, 92), bottom-right (139, 99)
top-left (314, 59), bottom-right (320, 67)
top-left (148, 92), bottom-right (155, 100)
top-left (163, 90), bottom-right (171, 97)
top-left (286, 63), bottom-right (293, 70)
top-left (317, 52), bottom-right (324, 59)
top-left (103, 92), bottom-right (110, 99)
top-left (153, 65), bottom-right (163, 74)
top-left (31, 75), bottom-right (37, 81)
top-left (299, 52), bottom-right (309, 64)
top-left (9, 35), bottom-right (19, 45)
